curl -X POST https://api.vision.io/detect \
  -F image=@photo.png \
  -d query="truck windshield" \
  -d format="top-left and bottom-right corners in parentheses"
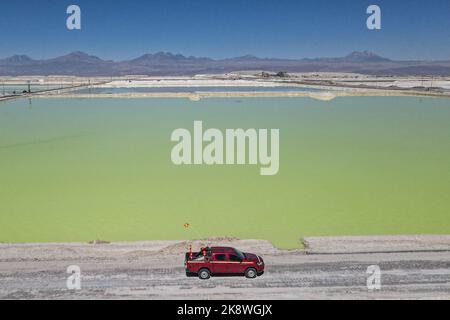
top-left (233, 248), bottom-right (245, 260)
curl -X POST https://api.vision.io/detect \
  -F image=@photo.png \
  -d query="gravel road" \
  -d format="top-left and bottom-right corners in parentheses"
top-left (1, 236), bottom-right (449, 300)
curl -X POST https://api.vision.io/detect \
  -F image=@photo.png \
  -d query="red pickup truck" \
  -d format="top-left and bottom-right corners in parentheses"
top-left (185, 246), bottom-right (265, 279)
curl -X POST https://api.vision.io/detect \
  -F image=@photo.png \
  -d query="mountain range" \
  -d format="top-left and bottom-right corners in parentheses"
top-left (1, 51), bottom-right (450, 76)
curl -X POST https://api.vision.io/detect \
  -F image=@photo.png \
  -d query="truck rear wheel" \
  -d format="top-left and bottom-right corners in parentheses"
top-left (245, 268), bottom-right (257, 279)
top-left (198, 268), bottom-right (211, 280)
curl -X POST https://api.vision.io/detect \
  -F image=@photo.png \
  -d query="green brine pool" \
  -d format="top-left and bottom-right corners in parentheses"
top-left (0, 96), bottom-right (449, 248)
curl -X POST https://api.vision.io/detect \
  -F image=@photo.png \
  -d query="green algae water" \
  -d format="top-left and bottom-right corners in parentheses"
top-left (1, 96), bottom-right (449, 248)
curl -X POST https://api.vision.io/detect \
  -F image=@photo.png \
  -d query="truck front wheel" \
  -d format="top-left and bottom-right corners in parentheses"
top-left (198, 268), bottom-right (211, 280)
top-left (245, 268), bottom-right (257, 279)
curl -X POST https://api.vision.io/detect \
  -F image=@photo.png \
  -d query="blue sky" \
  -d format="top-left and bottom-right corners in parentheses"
top-left (0, 0), bottom-right (449, 60)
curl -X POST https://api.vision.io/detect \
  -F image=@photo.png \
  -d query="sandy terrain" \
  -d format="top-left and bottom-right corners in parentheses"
top-left (1, 236), bottom-right (449, 300)
top-left (2, 73), bottom-right (450, 102)
top-left (96, 78), bottom-right (297, 88)
top-left (92, 73), bottom-right (450, 91)
top-left (28, 89), bottom-right (450, 102)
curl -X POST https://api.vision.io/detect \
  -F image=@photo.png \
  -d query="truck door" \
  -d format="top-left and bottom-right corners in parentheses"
top-left (211, 253), bottom-right (227, 274)
top-left (228, 253), bottom-right (246, 274)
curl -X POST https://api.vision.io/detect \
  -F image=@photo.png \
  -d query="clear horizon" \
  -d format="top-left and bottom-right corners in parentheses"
top-left (3, 49), bottom-right (443, 62)
top-left (1, 0), bottom-right (449, 61)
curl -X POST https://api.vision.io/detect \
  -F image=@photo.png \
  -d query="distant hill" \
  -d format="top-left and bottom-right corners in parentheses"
top-left (1, 55), bottom-right (36, 65)
top-left (1, 51), bottom-right (449, 76)
top-left (343, 51), bottom-right (391, 62)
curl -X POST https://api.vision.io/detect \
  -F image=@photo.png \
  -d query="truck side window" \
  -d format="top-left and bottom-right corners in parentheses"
top-left (214, 254), bottom-right (227, 261)
top-left (229, 254), bottom-right (241, 262)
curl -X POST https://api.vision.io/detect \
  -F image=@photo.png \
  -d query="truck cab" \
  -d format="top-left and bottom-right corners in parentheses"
top-left (185, 246), bottom-right (265, 279)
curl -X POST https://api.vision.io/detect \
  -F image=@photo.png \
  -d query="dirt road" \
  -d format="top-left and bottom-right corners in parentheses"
top-left (1, 236), bottom-right (449, 299)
